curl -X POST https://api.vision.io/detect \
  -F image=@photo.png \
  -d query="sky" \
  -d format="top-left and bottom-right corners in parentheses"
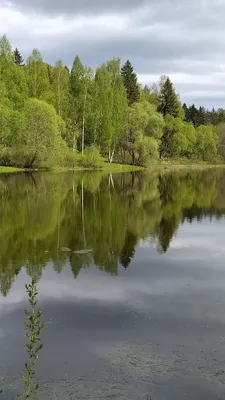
top-left (0, 0), bottom-right (225, 108)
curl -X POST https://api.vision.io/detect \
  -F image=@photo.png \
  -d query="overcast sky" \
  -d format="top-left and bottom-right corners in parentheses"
top-left (0, 0), bottom-right (225, 108)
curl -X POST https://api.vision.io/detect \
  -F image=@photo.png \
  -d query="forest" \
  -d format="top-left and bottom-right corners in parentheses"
top-left (0, 34), bottom-right (225, 168)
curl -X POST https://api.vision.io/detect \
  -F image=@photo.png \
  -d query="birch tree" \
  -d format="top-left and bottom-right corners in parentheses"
top-left (25, 49), bottom-right (50, 99)
top-left (70, 56), bottom-right (93, 154)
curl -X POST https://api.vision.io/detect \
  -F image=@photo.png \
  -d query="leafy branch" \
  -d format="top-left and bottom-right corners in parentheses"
top-left (17, 279), bottom-right (45, 399)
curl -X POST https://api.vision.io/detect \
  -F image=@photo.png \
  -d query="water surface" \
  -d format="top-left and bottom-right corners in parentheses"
top-left (0, 169), bottom-right (225, 399)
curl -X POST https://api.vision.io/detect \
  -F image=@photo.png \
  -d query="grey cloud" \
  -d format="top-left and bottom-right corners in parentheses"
top-left (2, 0), bottom-right (225, 107)
top-left (3, 0), bottom-right (148, 16)
top-left (39, 33), bottom-right (224, 68)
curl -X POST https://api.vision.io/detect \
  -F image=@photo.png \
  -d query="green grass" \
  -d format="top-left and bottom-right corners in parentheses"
top-left (51, 162), bottom-right (144, 174)
top-left (148, 158), bottom-right (225, 171)
top-left (0, 166), bottom-right (23, 173)
top-left (101, 161), bottom-right (144, 173)
top-left (2, 159), bottom-right (225, 175)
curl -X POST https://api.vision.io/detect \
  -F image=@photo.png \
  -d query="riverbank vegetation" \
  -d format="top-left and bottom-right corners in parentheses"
top-left (0, 35), bottom-right (225, 169)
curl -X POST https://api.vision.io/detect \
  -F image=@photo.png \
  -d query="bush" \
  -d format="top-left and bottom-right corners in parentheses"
top-left (77, 145), bottom-right (103, 169)
top-left (0, 146), bottom-right (38, 168)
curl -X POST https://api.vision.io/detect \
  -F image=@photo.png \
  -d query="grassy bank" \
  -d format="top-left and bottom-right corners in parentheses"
top-left (0, 166), bottom-right (23, 173)
top-left (101, 162), bottom-right (144, 173)
top-left (51, 162), bottom-right (144, 174)
top-left (149, 159), bottom-right (225, 171)
top-left (1, 159), bottom-right (225, 175)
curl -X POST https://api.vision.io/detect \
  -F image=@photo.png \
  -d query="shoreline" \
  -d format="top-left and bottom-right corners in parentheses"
top-left (0, 161), bottom-right (225, 174)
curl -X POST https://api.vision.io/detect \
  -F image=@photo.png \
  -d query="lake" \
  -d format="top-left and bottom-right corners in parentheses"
top-left (1, 169), bottom-right (225, 400)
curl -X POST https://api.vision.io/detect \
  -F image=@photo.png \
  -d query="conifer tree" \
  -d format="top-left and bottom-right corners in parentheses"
top-left (14, 48), bottom-right (24, 66)
top-left (157, 77), bottom-right (179, 118)
top-left (121, 60), bottom-right (139, 106)
top-left (188, 104), bottom-right (198, 126)
top-left (182, 103), bottom-right (188, 120)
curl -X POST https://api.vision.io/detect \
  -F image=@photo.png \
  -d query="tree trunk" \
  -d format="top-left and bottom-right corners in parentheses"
top-left (108, 148), bottom-right (115, 163)
top-left (72, 132), bottom-right (76, 153)
top-left (57, 68), bottom-right (61, 117)
top-left (82, 87), bottom-right (88, 155)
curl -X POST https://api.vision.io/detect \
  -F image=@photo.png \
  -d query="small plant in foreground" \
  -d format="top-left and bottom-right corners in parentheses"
top-left (17, 279), bottom-right (45, 399)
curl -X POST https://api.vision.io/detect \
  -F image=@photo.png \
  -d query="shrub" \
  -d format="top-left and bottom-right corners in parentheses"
top-left (0, 146), bottom-right (37, 168)
top-left (77, 145), bottom-right (103, 169)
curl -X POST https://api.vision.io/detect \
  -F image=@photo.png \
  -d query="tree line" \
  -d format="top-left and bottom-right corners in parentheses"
top-left (0, 169), bottom-right (225, 296)
top-left (0, 34), bottom-right (224, 168)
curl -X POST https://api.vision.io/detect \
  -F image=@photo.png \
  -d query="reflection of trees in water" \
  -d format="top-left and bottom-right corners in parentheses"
top-left (0, 169), bottom-right (225, 296)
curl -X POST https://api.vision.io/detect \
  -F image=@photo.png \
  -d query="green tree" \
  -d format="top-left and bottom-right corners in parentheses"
top-left (23, 99), bottom-right (67, 167)
top-left (159, 115), bottom-right (196, 158)
top-left (49, 60), bottom-right (69, 118)
top-left (90, 63), bottom-right (112, 152)
top-left (70, 55), bottom-right (93, 154)
top-left (140, 85), bottom-right (158, 106)
top-left (14, 47), bottom-right (24, 66)
top-left (0, 34), bottom-right (14, 62)
top-left (121, 101), bottom-right (159, 165)
top-left (0, 36), bottom-right (28, 109)
top-left (121, 60), bottom-right (139, 106)
top-left (157, 76), bottom-right (180, 118)
top-left (0, 107), bottom-right (25, 147)
top-left (187, 104), bottom-right (198, 126)
top-left (91, 59), bottom-right (127, 161)
top-left (26, 49), bottom-right (50, 99)
top-left (216, 123), bottom-right (225, 161)
top-left (195, 125), bottom-right (218, 161)
top-left (143, 102), bottom-right (165, 144)
top-left (182, 122), bottom-right (197, 158)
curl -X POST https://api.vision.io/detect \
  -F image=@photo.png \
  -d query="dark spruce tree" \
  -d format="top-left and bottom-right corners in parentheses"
top-left (157, 77), bottom-right (179, 117)
top-left (182, 103), bottom-right (189, 121)
top-left (197, 106), bottom-right (206, 126)
top-left (188, 104), bottom-right (198, 126)
top-left (121, 60), bottom-right (139, 106)
top-left (14, 47), bottom-right (24, 66)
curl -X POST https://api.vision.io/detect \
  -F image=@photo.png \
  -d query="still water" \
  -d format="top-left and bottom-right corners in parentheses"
top-left (0, 169), bottom-right (225, 399)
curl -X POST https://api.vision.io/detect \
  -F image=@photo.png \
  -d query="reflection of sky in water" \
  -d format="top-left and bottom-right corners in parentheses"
top-left (1, 217), bottom-right (225, 399)
top-left (1, 219), bottom-right (225, 313)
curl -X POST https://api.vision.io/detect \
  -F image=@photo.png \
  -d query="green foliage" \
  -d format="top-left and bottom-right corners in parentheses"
top-left (140, 85), bottom-right (158, 106)
top-left (216, 123), bottom-right (225, 161)
top-left (0, 34), bottom-right (223, 170)
top-left (90, 59), bottom-right (127, 161)
top-left (0, 34), bottom-right (14, 62)
top-left (78, 145), bottom-right (103, 169)
top-left (50, 60), bottom-right (70, 118)
top-left (23, 98), bottom-right (64, 167)
top-left (120, 101), bottom-right (163, 166)
top-left (0, 146), bottom-right (37, 168)
top-left (196, 125), bottom-right (218, 161)
top-left (17, 280), bottom-right (44, 399)
top-left (143, 102), bottom-right (165, 143)
top-left (70, 56), bottom-right (93, 153)
top-left (0, 106), bottom-right (25, 146)
top-left (26, 49), bottom-right (50, 99)
top-left (183, 103), bottom-right (225, 127)
top-left (161, 116), bottom-right (202, 159)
